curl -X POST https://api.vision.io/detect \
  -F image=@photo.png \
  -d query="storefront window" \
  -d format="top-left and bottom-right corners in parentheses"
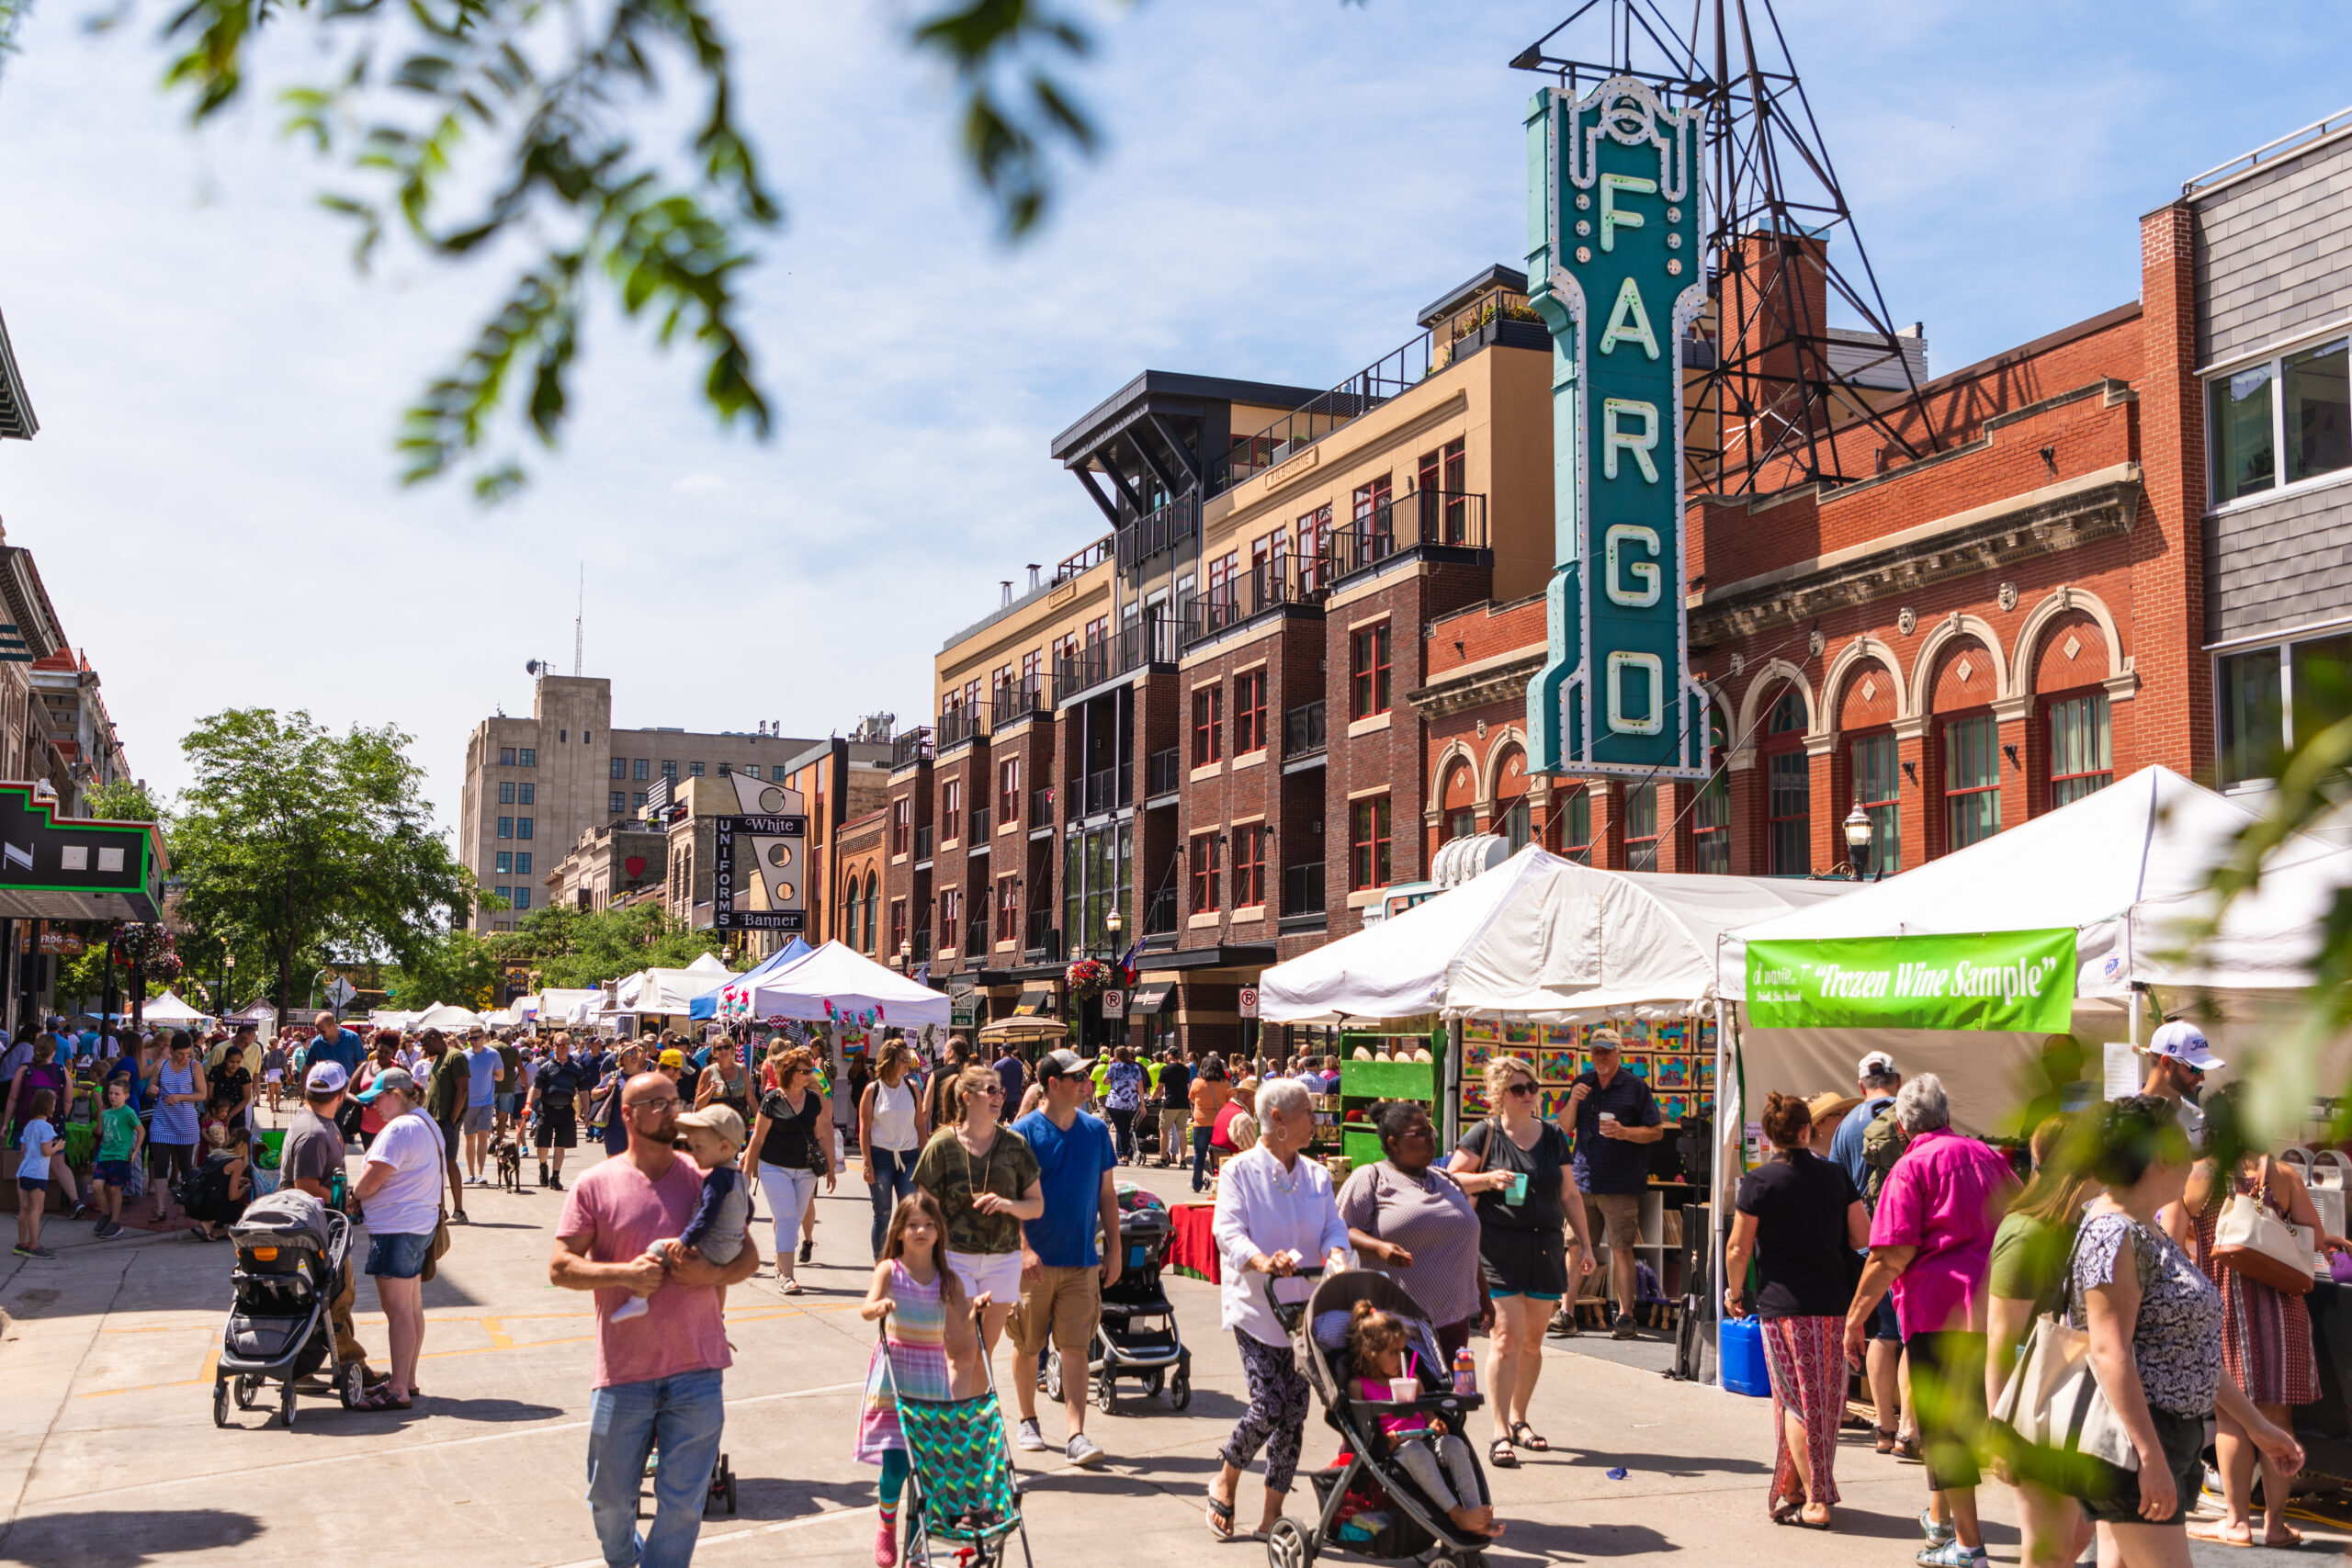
top-left (2211, 364), bottom-right (2276, 502)
top-left (2047, 693), bottom-right (2113, 808)
top-left (1944, 713), bottom-right (2002, 849)
top-left (1851, 731), bottom-right (1901, 874)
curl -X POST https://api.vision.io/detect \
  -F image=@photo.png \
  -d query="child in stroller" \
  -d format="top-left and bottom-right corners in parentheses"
top-left (1340, 1303), bottom-right (1501, 1540)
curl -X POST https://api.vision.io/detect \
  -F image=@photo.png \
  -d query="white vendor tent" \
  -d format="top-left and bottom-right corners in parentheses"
top-left (412, 1003), bottom-right (486, 1031)
top-left (614, 961), bottom-right (743, 1017)
top-left (739, 941), bottom-right (951, 1028)
top-left (530, 988), bottom-right (605, 1029)
top-left (141, 991), bottom-right (212, 1025)
top-left (1261, 845), bottom-right (1857, 1025)
top-left (703, 938), bottom-right (814, 1021)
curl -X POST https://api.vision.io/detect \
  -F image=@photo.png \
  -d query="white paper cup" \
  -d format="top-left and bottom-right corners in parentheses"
top-left (1388, 1377), bottom-right (1419, 1403)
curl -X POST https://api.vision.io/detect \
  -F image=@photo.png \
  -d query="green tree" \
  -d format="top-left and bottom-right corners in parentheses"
top-left (0, 0), bottom-right (1148, 500)
top-left (83, 778), bottom-right (165, 825)
top-left (169, 708), bottom-right (475, 1015)
top-left (385, 926), bottom-right (505, 1011)
top-left (506, 901), bottom-right (721, 989)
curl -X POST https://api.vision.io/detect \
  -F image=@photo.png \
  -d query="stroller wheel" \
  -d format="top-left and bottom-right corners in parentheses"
top-left (1169, 1370), bottom-right (1192, 1410)
top-left (1143, 1370), bottom-right (1165, 1397)
top-left (1095, 1373), bottom-right (1115, 1415)
top-left (1266, 1517), bottom-right (1314, 1568)
top-left (234, 1374), bottom-right (260, 1410)
top-left (212, 1379), bottom-right (231, 1429)
top-left (280, 1384), bottom-right (299, 1429)
top-left (1044, 1348), bottom-right (1063, 1403)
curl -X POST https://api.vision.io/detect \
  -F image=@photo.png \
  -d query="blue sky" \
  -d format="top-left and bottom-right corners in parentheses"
top-left (0, 0), bottom-right (2347, 839)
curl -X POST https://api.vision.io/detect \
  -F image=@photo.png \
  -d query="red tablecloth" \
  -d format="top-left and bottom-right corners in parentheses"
top-left (1168, 1200), bottom-right (1221, 1285)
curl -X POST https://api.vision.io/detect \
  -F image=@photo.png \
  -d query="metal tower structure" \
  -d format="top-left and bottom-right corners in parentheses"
top-left (1511, 0), bottom-right (1940, 495)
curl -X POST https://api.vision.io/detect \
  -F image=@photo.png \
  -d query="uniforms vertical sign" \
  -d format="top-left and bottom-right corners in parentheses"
top-left (1524, 77), bottom-right (1711, 780)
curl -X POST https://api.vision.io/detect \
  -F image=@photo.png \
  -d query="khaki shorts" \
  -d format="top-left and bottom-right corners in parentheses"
top-left (1587, 1191), bottom-right (1642, 1248)
top-left (1012, 1264), bottom-right (1102, 1358)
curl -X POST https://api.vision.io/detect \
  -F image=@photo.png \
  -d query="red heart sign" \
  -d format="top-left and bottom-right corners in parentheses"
top-left (625, 856), bottom-right (648, 878)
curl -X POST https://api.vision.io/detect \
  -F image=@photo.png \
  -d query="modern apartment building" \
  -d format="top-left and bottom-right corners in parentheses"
top-left (458, 672), bottom-right (815, 931)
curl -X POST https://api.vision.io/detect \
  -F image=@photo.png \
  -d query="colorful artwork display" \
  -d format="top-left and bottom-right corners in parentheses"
top-left (1459, 1016), bottom-right (1717, 1129)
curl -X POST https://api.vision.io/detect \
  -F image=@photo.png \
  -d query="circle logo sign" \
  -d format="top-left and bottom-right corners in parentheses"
top-left (759, 787), bottom-right (787, 813)
top-left (766, 842), bottom-right (793, 867)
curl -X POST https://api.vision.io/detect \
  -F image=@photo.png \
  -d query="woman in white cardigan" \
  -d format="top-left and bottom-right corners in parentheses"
top-left (1206, 1078), bottom-right (1351, 1540)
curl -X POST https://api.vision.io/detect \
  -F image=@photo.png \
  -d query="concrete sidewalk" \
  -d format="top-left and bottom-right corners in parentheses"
top-left (0, 1151), bottom-right (2335, 1567)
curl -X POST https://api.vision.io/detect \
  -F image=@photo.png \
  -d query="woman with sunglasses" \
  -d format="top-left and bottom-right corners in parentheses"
top-left (1446, 1054), bottom-right (1592, 1469)
top-left (747, 1046), bottom-right (834, 1294)
top-left (911, 1064), bottom-right (1042, 1358)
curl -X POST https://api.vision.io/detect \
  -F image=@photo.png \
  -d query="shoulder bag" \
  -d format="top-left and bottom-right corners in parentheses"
top-left (1987, 1218), bottom-right (2139, 1474)
top-left (2211, 1157), bottom-right (2316, 1295)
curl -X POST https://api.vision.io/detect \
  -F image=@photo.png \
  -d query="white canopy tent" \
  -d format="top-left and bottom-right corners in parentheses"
top-left (613, 963), bottom-right (743, 1017)
top-left (740, 941), bottom-right (952, 1027)
top-left (141, 991), bottom-right (213, 1026)
top-left (412, 1003), bottom-right (486, 1031)
top-left (1261, 846), bottom-right (1857, 1025)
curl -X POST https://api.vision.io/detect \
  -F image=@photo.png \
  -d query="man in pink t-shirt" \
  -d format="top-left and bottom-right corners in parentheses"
top-left (553, 1071), bottom-right (761, 1568)
top-left (1842, 1073), bottom-right (2018, 1568)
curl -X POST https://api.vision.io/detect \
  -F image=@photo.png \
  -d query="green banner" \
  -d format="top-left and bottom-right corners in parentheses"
top-left (1745, 929), bottom-right (2077, 1032)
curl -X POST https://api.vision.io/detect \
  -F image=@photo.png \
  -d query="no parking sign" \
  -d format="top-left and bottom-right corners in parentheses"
top-left (1238, 987), bottom-right (1259, 1019)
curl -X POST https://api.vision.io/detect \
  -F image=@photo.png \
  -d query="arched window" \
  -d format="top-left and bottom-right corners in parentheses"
top-left (1439, 760), bottom-right (1476, 841)
top-left (844, 883), bottom-right (861, 950)
top-left (863, 872), bottom-right (880, 952)
top-left (1689, 711), bottom-right (1731, 873)
top-left (1492, 747), bottom-right (1531, 852)
top-left (1762, 688), bottom-right (1811, 875)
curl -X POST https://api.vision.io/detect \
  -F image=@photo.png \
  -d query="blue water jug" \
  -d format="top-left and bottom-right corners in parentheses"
top-left (1720, 1314), bottom-right (1772, 1398)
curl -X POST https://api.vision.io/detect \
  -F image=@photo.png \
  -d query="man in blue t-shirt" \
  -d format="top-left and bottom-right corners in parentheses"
top-left (1828, 1049), bottom-right (1908, 1450)
top-left (309, 1011), bottom-right (368, 1139)
top-left (1009, 1048), bottom-right (1120, 1469)
top-left (462, 1032), bottom-right (503, 1184)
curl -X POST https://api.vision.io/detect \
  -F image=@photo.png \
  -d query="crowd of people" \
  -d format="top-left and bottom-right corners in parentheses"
top-left (1726, 1025), bottom-right (2352, 1568)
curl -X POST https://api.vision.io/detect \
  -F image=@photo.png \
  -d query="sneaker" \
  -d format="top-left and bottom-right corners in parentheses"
top-left (548, 1173), bottom-right (564, 1191)
top-left (451, 1210), bottom-right (469, 1224)
top-left (1611, 1314), bottom-right (1639, 1339)
top-left (97, 1221), bottom-right (121, 1240)
top-left (1918, 1508), bottom-right (1955, 1548)
top-left (1066, 1433), bottom-right (1106, 1468)
top-left (1547, 1311), bottom-right (1581, 1338)
top-left (798, 1237), bottom-right (814, 1265)
top-left (538, 1162), bottom-right (550, 1187)
top-left (1915, 1543), bottom-right (1984, 1568)
top-left (17, 1244), bottom-right (53, 1259)
top-left (1014, 1417), bottom-right (1047, 1452)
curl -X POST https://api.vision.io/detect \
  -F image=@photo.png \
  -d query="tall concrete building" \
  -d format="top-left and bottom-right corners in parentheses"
top-left (458, 672), bottom-right (814, 931)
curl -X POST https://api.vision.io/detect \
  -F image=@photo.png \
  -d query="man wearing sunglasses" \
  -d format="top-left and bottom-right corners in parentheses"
top-left (1566, 1029), bottom-right (1666, 1340)
top-left (2139, 1019), bottom-right (2222, 1153)
top-left (554, 1072), bottom-right (761, 1568)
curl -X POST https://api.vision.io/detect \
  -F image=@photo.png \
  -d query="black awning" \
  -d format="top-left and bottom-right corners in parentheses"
top-left (1012, 987), bottom-right (1057, 1017)
top-left (1127, 983), bottom-right (1172, 1015)
top-left (0, 785), bottom-right (164, 922)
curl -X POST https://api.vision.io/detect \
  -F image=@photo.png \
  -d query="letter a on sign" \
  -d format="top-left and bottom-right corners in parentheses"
top-left (1524, 75), bottom-right (1709, 783)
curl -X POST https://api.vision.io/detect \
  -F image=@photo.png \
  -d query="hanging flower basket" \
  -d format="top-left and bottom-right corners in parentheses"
top-left (115, 923), bottom-right (184, 982)
top-left (1064, 957), bottom-right (1109, 1000)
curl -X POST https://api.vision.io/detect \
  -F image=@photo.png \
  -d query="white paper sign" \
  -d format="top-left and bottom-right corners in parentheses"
top-left (2103, 1041), bottom-right (2140, 1101)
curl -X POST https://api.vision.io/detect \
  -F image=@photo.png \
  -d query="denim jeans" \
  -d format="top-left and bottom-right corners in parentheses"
top-left (866, 1146), bottom-right (916, 1259)
top-left (1192, 1126), bottom-right (1213, 1191)
top-left (584, 1367), bottom-right (726, 1568)
top-left (1107, 1107), bottom-right (1136, 1162)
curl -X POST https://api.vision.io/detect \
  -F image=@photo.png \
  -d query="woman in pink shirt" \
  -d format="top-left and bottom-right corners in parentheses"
top-left (1842, 1074), bottom-right (2018, 1568)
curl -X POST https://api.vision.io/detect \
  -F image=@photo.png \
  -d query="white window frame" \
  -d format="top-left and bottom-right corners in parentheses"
top-left (2203, 321), bottom-right (2352, 514)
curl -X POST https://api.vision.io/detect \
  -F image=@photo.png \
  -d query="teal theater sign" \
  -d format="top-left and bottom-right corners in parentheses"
top-left (1525, 77), bottom-right (1711, 781)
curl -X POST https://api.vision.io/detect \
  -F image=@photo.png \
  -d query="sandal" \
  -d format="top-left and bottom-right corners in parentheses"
top-left (1797, 1504), bottom-right (1833, 1531)
top-left (1509, 1420), bottom-right (1550, 1453)
top-left (351, 1384), bottom-right (413, 1411)
top-left (1205, 1490), bottom-right (1236, 1539)
top-left (1873, 1427), bottom-right (1897, 1455)
top-left (782, 1279), bottom-right (803, 1296)
top-left (2265, 1526), bottom-right (2304, 1549)
top-left (2187, 1522), bottom-right (2254, 1547)
top-left (1488, 1438), bottom-right (1519, 1469)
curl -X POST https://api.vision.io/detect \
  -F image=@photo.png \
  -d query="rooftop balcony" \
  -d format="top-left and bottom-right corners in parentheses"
top-left (1053, 617), bottom-right (1178, 704)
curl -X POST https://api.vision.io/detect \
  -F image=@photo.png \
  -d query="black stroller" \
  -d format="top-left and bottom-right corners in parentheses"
top-left (212, 1189), bottom-right (351, 1430)
top-left (1046, 1184), bottom-right (1193, 1414)
top-left (1266, 1270), bottom-right (1493, 1568)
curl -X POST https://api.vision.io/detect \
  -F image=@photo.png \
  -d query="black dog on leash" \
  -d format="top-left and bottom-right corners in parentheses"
top-left (490, 1131), bottom-right (525, 1193)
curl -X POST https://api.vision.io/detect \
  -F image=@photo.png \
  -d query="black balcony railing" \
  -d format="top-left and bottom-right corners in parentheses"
top-left (1145, 747), bottom-right (1181, 798)
top-left (989, 682), bottom-right (1046, 730)
top-left (1052, 536), bottom-right (1114, 585)
top-left (935, 705), bottom-right (983, 749)
top-left (1024, 908), bottom-right (1058, 962)
top-left (1030, 785), bottom-right (1054, 827)
top-left (1182, 556), bottom-right (1327, 646)
top-left (969, 805), bottom-right (991, 842)
top-left (1114, 491), bottom-right (1200, 571)
top-left (1080, 762), bottom-right (1133, 817)
top-left (1208, 333), bottom-right (1436, 494)
top-left (890, 728), bottom-right (934, 768)
top-left (1053, 617), bottom-right (1178, 703)
top-left (1283, 700), bottom-right (1328, 760)
top-left (1324, 490), bottom-right (1488, 581)
top-left (1283, 861), bottom-right (1327, 917)
top-left (913, 824), bottom-right (933, 862)
top-left (1144, 885), bottom-right (1179, 936)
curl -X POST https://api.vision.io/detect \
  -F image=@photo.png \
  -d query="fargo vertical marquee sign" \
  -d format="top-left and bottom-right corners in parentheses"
top-left (1525, 78), bottom-right (1711, 781)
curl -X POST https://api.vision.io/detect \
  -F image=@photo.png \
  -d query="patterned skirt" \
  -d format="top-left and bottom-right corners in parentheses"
top-left (1759, 1314), bottom-right (1843, 1511)
top-left (2192, 1189), bottom-right (2319, 1406)
top-left (854, 1263), bottom-right (953, 1463)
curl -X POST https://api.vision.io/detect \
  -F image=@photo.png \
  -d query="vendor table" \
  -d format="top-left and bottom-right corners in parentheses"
top-left (2302, 1276), bottom-right (2352, 1438)
top-left (1169, 1200), bottom-right (1220, 1285)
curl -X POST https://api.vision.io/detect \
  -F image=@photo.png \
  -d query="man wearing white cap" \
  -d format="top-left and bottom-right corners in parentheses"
top-left (283, 1060), bottom-right (382, 1402)
top-left (2140, 1019), bottom-right (2222, 1151)
top-left (1828, 1050), bottom-right (1911, 1456)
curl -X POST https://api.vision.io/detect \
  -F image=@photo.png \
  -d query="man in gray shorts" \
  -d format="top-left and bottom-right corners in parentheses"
top-left (462, 1030), bottom-right (503, 1186)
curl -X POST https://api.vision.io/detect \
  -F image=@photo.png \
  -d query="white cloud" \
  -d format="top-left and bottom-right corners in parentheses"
top-left (673, 473), bottom-right (729, 496)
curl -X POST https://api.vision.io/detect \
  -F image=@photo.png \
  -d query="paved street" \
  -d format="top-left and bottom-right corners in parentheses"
top-left (1, 1146), bottom-right (2338, 1568)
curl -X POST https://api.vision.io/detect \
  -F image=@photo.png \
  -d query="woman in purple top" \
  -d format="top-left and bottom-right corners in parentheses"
top-left (1841, 1074), bottom-right (2018, 1568)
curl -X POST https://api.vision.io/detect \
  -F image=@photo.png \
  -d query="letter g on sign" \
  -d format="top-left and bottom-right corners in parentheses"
top-left (1604, 525), bottom-right (1662, 607)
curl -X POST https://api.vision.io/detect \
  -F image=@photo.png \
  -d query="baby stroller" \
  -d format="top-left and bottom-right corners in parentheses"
top-left (876, 1312), bottom-right (1035, 1568)
top-left (1267, 1269), bottom-right (1493, 1568)
top-left (1046, 1184), bottom-right (1192, 1414)
top-left (212, 1189), bottom-right (351, 1430)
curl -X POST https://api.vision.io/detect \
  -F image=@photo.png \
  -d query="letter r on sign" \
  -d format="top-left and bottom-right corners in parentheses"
top-left (1602, 399), bottom-right (1660, 483)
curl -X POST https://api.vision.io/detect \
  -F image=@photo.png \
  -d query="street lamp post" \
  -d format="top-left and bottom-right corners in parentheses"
top-left (1843, 803), bottom-right (1877, 880)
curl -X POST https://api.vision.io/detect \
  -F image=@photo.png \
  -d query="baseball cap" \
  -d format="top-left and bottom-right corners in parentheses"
top-left (1857, 1050), bottom-right (1897, 1080)
top-left (305, 1061), bottom-right (349, 1094)
top-left (353, 1067), bottom-right (418, 1103)
top-left (2142, 1020), bottom-right (2224, 1072)
top-left (1588, 1028), bottom-right (1623, 1051)
top-left (659, 1048), bottom-right (687, 1068)
top-left (676, 1104), bottom-right (747, 1149)
top-left (1037, 1048), bottom-right (1086, 1081)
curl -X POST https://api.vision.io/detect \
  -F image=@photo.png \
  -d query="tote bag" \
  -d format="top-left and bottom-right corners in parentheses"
top-left (2211, 1160), bottom-right (2314, 1296)
top-left (1988, 1224), bottom-right (2138, 1474)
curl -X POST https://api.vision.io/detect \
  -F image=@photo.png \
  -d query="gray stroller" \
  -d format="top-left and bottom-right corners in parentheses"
top-left (1266, 1269), bottom-right (1493, 1568)
top-left (212, 1189), bottom-right (351, 1429)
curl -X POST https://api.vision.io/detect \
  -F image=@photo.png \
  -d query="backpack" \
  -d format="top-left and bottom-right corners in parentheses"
top-left (1861, 1103), bottom-right (1908, 1207)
